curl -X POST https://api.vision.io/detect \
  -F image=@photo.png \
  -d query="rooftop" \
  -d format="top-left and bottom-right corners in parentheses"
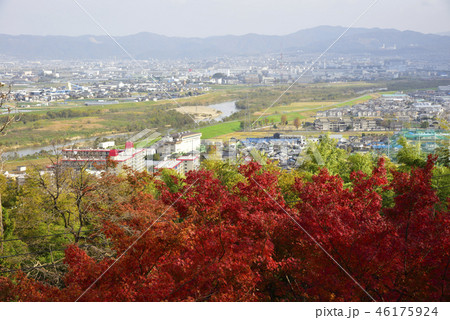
top-left (155, 160), bottom-right (182, 170)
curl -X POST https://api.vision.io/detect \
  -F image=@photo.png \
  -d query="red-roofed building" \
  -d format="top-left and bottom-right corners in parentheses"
top-left (61, 142), bottom-right (145, 172)
top-left (154, 154), bottom-right (200, 174)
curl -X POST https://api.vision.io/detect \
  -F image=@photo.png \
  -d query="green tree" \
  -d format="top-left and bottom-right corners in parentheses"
top-left (212, 73), bottom-right (227, 79)
top-left (348, 153), bottom-right (375, 176)
top-left (159, 169), bottom-right (185, 193)
top-left (420, 121), bottom-right (429, 129)
top-left (396, 136), bottom-right (426, 168)
top-left (432, 165), bottom-right (450, 208)
top-left (435, 143), bottom-right (450, 167)
top-left (300, 134), bottom-right (349, 177)
top-left (201, 160), bottom-right (245, 191)
top-left (1, 82), bottom-right (19, 254)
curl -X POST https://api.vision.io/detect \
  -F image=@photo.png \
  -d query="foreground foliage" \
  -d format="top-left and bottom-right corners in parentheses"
top-left (0, 154), bottom-right (448, 302)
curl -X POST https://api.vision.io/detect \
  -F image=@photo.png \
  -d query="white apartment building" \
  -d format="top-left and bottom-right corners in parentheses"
top-left (161, 131), bottom-right (202, 155)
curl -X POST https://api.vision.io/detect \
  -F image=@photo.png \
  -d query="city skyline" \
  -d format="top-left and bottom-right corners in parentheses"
top-left (1, 0), bottom-right (449, 38)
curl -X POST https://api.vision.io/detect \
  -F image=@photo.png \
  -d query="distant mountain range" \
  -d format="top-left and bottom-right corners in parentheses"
top-left (1, 26), bottom-right (449, 60)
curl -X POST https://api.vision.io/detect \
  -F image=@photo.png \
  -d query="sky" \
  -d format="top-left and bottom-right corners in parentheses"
top-left (0, 0), bottom-right (449, 37)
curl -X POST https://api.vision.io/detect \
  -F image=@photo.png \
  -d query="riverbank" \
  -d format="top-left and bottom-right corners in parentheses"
top-left (173, 106), bottom-right (222, 121)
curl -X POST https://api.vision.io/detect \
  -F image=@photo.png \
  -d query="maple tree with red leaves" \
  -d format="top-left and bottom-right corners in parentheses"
top-left (0, 156), bottom-right (448, 301)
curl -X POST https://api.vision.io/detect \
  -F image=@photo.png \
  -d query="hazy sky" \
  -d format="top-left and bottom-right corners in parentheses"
top-left (0, 0), bottom-right (449, 37)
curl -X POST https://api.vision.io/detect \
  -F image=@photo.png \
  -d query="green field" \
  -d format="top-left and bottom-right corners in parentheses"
top-left (3, 157), bottom-right (51, 172)
top-left (197, 121), bottom-right (241, 139)
top-left (264, 113), bottom-right (308, 123)
top-left (333, 94), bottom-right (376, 107)
top-left (263, 101), bottom-right (337, 113)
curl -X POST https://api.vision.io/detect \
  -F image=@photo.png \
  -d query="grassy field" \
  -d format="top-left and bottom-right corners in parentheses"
top-left (333, 94), bottom-right (378, 107)
top-left (264, 113), bottom-right (308, 123)
top-left (256, 101), bottom-right (337, 114)
top-left (3, 157), bottom-right (51, 172)
top-left (197, 121), bottom-right (241, 139)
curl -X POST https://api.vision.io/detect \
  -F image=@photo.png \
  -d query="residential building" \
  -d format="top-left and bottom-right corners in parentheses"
top-left (161, 131), bottom-right (202, 155)
top-left (176, 155), bottom-right (201, 173)
top-left (154, 159), bottom-right (184, 175)
top-left (60, 141), bottom-right (145, 172)
top-left (154, 154), bottom-right (200, 175)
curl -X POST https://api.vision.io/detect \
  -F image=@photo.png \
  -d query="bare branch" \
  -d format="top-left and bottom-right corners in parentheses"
top-left (0, 83), bottom-right (21, 135)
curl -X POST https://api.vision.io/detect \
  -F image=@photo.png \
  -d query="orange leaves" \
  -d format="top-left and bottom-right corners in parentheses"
top-left (0, 277), bottom-right (15, 301)
top-left (1, 157), bottom-right (448, 301)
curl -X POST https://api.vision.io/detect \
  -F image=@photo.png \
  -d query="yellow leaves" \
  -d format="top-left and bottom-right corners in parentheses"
top-left (436, 117), bottom-right (450, 131)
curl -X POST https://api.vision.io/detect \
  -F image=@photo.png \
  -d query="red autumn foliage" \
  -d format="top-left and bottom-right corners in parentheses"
top-left (0, 156), bottom-right (448, 301)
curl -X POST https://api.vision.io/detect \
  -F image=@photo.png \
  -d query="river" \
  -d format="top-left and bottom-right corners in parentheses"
top-left (208, 101), bottom-right (238, 121)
